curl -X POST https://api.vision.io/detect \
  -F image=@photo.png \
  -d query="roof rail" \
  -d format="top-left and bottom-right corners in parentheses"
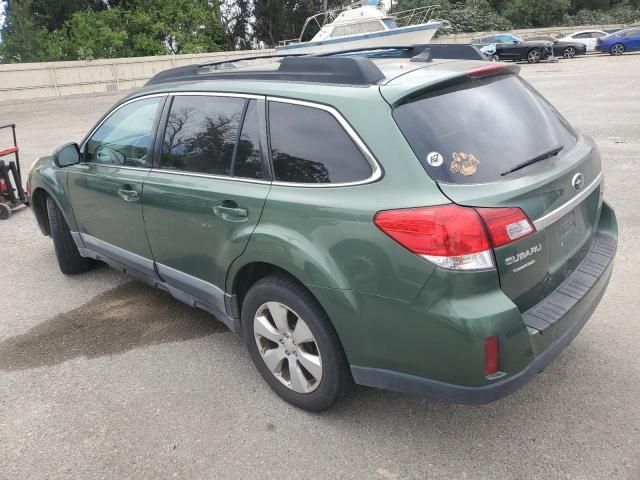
top-left (145, 44), bottom-right (485, 87)
top-left (146, 55), bottom-right (386, 87)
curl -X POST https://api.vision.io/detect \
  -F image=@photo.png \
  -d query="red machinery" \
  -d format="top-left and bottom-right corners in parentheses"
top-left (0, 123), bottom-right (29, 220)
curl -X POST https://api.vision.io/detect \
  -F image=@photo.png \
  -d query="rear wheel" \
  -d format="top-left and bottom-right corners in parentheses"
top-left (46, 196), bottom-right (92, 274)
top-left (527, 48), bottom-right (542, 63)
top-left (610, 43), bottom-right (625, 55)
top-left (563, 46), bottom-right (576, 59)
top-left (242, 273), bottom-right (351, 411)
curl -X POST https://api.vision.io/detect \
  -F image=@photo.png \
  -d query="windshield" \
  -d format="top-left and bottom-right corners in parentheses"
top-left (393, 75), bottom-right (577, 184)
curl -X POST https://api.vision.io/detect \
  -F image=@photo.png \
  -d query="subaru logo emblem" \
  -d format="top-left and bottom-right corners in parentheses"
top-left (572, 173), bottom-right (585, 192)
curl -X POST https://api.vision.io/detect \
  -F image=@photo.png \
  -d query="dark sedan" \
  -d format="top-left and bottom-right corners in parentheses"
top-left (471, 33), bottom-right (553, 63)
top-left (525, 35), bottom-right (587, 58)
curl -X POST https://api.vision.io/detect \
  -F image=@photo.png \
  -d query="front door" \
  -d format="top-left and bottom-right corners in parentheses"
top-left (142, 94), bottom-right (270, 313)
top-left (67, 95), bottom-right (165, 277)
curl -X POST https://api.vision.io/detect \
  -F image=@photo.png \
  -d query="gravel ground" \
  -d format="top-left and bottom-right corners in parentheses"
top-left (1, 53), bottom-right (639, 480)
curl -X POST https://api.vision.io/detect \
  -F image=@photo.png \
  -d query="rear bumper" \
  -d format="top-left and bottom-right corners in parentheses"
top-left (351, 227), bottom-right (617, 404)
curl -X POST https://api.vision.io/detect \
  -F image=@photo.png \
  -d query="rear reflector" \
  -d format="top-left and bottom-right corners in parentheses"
top-left (374, 204), bottom-right (494, 271)
top-left (475, 207), bottom-right (535, 247)
top-left (484, 336), bottom-right (500, 376)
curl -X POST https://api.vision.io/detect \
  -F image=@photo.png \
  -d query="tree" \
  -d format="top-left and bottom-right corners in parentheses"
top-left (253, 0), bottom-right (342, 47)
top-left (502, 0), bottom-right (571, 27)
top-left (1, 0), bottom-right (231, 62)
top-left (221, 0), bottom-right (253, 49)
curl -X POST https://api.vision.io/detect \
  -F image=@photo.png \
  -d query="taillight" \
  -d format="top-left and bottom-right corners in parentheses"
top-left (374, 204), bottom-right (494, 271)
top-left (0, 177), bottom-right (7, 193)
top-left (484, 336), bottom-right (500, 376)
top-left (475, 207), bottom-right (535, 247)
top-left (374, 204), bottom-right (536, 271)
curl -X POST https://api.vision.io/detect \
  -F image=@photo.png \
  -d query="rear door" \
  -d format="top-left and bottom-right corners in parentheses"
top-left (391, 73), bottom-right (603, 312)
top-left (142, 93), bottom-right (270, 313)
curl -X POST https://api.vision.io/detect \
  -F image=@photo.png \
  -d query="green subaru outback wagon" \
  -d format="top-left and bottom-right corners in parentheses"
top-left (28, 45), bottom-right (617, 411)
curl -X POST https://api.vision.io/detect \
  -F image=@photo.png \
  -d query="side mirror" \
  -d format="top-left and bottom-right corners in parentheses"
top-left (53, 143), bottom-right (81, 168)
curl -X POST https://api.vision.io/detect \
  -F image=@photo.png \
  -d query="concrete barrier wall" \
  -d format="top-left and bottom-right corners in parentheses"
top-left (0, 50), bottom-right (275, 102)
top-left (0, 22), bottom-right (631, 102)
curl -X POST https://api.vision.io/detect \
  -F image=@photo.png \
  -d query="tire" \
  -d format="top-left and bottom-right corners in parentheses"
top-left (46, 196), bottom-right (92, 275)
top-left (0, 203), bottom-right (11, 220)
top-left (610, 43), bottom-right (625, 56)
top-left (563, 47), bottom-right (576, 59)
top-left (241, 273), bottom-right (351, 412)
top-left (491, 54), bottom-right (500, 62)
top-left (527, 48), bottom-right (542, 63)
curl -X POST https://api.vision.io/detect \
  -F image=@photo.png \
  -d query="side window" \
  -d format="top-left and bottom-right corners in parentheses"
top-left (85, 97), bottom-right (162, 167)
top-left (574, 33), bottom-right (591, 39)
top-left (161, 95), bottom-right (245, 176)
top-left (592, 31), bottom-right (606, 38)
top-left (268, 101), bottom-right (373, 184)
top-left (232, 100), bottom-right (264, 179)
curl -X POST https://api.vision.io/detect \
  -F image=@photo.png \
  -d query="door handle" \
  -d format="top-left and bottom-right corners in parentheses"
top-left (117, 185), bottom-right (139, 202)
top-left (213, 201), bottom-right (248, 220)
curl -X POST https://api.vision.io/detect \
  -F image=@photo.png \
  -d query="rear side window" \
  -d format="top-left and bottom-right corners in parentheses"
top-left (268, 102), bottom-right (372, 184)
top-left (393, 75), bottom-right (577, 184)
top-left (161, 95), bottom-right (245, 176)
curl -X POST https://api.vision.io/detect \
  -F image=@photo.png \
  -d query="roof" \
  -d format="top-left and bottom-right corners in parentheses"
top-left (133, 45), bottom-right (505, 106)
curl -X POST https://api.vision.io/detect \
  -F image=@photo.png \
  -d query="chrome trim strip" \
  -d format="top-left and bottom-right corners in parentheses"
top-left (533, 171), bottom-right (603, 230)
top-left (156, 263), bottom-right (226, 311)
top-left (266, 96), bottom-right (383, 188)
top-left (147, 168), bottom-right (271, 185)
top-left (80, 93), bottom-right (169, 151)
top-left (171, 91), bottom-right (263, 100)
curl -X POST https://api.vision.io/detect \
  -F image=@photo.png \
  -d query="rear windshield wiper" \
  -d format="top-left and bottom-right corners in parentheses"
top-left (501, 145), bottom-right (563, 176)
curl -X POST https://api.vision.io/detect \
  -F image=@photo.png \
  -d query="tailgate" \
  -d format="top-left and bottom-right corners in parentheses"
top-left (439, 137), bottom-right (603, 311)
top-left (390, 72), bottom-right (605, 311)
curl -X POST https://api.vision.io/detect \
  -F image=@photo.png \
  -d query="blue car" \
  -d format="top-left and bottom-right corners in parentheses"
top-left (596, 27), bottom-right (640, 55)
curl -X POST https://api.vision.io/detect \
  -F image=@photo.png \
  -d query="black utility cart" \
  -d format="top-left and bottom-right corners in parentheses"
top-left (0, 123), bottom-right (29, 220)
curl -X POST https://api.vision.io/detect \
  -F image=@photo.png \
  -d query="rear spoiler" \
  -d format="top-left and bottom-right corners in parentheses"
top-left (381, 63), bottom-right (521, 107)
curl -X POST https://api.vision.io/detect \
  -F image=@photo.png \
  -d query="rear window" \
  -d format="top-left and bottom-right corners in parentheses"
top-left (268, 101), bottom-right (373, 184)
top-left (393, 75), bottom-right (577, 184)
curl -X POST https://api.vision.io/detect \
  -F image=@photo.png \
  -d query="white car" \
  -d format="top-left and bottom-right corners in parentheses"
top-left (558, 30), bottom-right (608, 51)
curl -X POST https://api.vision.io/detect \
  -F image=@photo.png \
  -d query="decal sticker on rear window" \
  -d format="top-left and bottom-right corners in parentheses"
top-left (426, 151), bottom-right (444, 167)
top-left (450, 152), bottom-right (480, 176)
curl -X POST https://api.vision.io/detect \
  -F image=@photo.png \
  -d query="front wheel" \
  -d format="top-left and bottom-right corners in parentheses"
top-left (527, 48), bottom-right (542, 63)
top-left (563, 46), bottom-right (576, 59)
top-left (491, 54), bottom-right (500, 62)
top-left (242, 273), bottom-right (351, 411)
top-left (610, 43), bottom-right (625, 55)
top-left (46, 196), bottom-right (93, 274)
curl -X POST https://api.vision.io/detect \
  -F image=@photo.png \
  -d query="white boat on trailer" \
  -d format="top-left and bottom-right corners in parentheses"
top-left (277, 0), bottom-right (442, 55)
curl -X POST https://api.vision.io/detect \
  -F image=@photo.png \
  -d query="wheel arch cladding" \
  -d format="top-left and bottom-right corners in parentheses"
top-left (227, 257), bottom-right (362, 363)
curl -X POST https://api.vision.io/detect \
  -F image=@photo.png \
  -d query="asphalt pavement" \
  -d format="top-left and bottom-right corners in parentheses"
top-left (1, 53), bottom-right (639, 479)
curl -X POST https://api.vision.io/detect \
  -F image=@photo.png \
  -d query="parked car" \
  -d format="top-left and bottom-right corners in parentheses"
top-left (596, 27), bottom-right (640, 55)
top-left (557, 30), bottom-right (608, 51)
top-left (524, 34), bottom-right (587, 58)
top-left (28, 46), bottom-right (617, 411)
top-left (471, 33), bottom-right (553, 63)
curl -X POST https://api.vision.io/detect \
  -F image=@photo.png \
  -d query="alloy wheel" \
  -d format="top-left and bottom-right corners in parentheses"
top-left (611, 44), bottom-right (625, 55)
top-left (527, 49), bottom-right (541, 63)
top-left (253, 302), bottom-right (323, 393)
top-left (563, 47), bottom-right (576, 59)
